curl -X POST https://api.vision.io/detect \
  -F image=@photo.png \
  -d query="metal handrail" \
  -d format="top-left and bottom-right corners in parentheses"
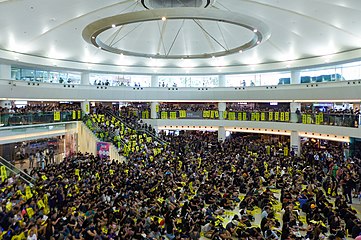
top-left (0, 156), bottom-right (35, 185)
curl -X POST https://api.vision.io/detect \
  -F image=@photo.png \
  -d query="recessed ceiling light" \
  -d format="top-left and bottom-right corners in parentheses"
top-left (257, 41), bottom-right (260, 44)
top-left (239, 50), bottom-right (243, 53)
top-left (112, 24), bottom-right (116, 28)
top-left (253, 29), bottom-right (258, 33)
top-left (98, 46), bottom-right (101, 49)
top-left (161, 17), bottom-right (166, 21)
top-left (92, 36), bottom-right (95, 39)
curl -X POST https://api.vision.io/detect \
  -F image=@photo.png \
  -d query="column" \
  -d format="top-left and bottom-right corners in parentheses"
top-left (0, 64), bottom-right (11, 80)
top-left (81, 101), bottom-right (90, 114)
top-left (150, 102), bottom-right (158, 119)
top-left (218, 75), bottom-right (226, 87)
top-left (81, 72), bottom-right (90, 85)
top-left (218, 102), bottom-right (226, 120)
top-left (290, 131), bottom-right (301, 156)
top-left (291, 70), bottom-right (301, 84)
top-left (151, 75), bottom-right (158, 87)
top-left (218, 126), bottom-right (226, 142)
top-left (290, 102), bottom-right (301, 123)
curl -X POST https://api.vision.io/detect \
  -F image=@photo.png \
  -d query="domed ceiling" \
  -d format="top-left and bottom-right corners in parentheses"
top-left (0, 0), bottom-right (361, 74)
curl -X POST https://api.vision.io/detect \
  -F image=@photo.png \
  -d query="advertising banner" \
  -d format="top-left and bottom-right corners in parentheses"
top-left (97, 142), bottom-right (110, 159)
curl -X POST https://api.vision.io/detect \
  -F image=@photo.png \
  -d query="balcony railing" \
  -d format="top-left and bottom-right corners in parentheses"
top-left (138, 110), bottom-right (360, 128)
top-left (0, 110), bottom-right (83, 127)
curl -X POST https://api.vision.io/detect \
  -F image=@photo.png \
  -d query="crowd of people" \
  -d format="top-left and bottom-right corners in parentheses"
top-left (0, 109), bottom-right (360, 240)
top-left (0, 104), bottom-right (81, 114)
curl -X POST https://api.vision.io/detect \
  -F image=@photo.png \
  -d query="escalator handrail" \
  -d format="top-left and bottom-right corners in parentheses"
top-left (0, 156), bottom-right (35, 185)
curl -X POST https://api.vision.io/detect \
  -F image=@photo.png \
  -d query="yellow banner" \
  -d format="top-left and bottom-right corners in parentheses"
top-left (302, 114), bottom-right (307, 124)
top-left (179, 110), bottom-right (186, 118)
top-left (285, 112), bottom-right (290, 122)
top-left (77, 110), bottom-right (81, 119)
top-left (223, 111), bottom-right (227, 119)
top-left (261, 112), bottom-right (265, 121)
top-left (169, 112), bottom-right (177, 119)
top-left (214, 111), bottom-right (219, 118)
top-left (243, 112), bottom-right (247, 121)
top-left (25, 186), bottom-right (33, 199)
top-left (210, 110), bottom-right (215, 119)
top-left (280, 112), bottom-right (285, 121)
top-left (155, 104), bottom-right (159, 112)
top-left (269, 112), bottom-right (273, 121)
top-left (238, 112), bottom-right (243, 121)
top-left (161, 112), bottom-right (168, 119)
top-left (251, 112), bottom-right (255, 121)
top-left (307, 114), bottom-right (312, 124)
top-left (255, 112), bottom-right (260, 121)
top-left (266, 146), bottom-right (271, 155)
top-left (274, 112), bottom-right (279, 121)
top-left (72, 110), bottom-right (77, 120)
top-left (284, 147), bottom-right (289, 156)
top-left (0, 166), bottom-right (7, 182)
top-left (54, 111), bottom-right (61, 121)
top-left (319, 113), bottom-right (323, 123)
top-left (203, 110), bottom-right (210, 118)
top-left (228, 112), bottom-right (236, 120)
top-left (142, 111), bottom-right (149, 119)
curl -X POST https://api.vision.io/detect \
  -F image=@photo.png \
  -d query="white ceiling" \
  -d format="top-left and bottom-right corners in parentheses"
top-left (0, 0), bottom-right (361, 74)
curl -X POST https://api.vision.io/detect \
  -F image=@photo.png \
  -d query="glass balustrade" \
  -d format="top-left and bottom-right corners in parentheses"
top-left (138, 110), bottom-right (360, 128)
top-left (0, 111), bottom-right (83, 127)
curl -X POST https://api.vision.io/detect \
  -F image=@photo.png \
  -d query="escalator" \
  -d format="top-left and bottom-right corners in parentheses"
top-left (0, 156), bottom-right (35, 186)
top-left (105, 110), bottom-right (169, 145)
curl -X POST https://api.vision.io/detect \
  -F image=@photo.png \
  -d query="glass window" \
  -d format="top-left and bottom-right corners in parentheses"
top-left (158, 75), bottom-right (218, 87)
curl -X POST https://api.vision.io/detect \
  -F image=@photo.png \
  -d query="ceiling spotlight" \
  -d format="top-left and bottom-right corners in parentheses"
top-left (253, 29), bottom-right (258, 33)
top-left (239, 50), bottom-right (243, 53)
top-left (98, 46), bottom-right (101, 49)
top-left (257, 41), bottom-right (261, 44)
top-left (112, 24), bottom-right (116, 28)
top-left (161, 16), bottom-right (166, 21)
top-left (91, 36), bottom-right (95, 39)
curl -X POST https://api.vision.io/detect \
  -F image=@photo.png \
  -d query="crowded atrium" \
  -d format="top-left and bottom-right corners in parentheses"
top-left (0, 0), bottom-right (361, 240)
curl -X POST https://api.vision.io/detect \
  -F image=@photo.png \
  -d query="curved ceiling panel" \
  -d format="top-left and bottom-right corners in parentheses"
top-left (0, 0), bottom-right (360, 74)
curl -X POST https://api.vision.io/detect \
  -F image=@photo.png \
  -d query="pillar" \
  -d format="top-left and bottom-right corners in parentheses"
top-left (218, 126), bottom-right (226, 142)
top-left (291, 70), bottom-right (301, 84)
top-left (218, 75), bottom-right (226, 87)
top-left (0, 64), bottom-right (11, 80)
top-left (81, 101), bottom-right (90, 114)
top-left (81, 72), bottom-right (90, 85)
top-left (150, 102), bottom-right (158, 119)
top-left (290, 102), bottom-right (301, 123)
top-left (290, 131), bottom-right (301, 156)
top-left (218, 102), bottom-right (226, 120)
top-left (151, 75), bottom-right (158, 87)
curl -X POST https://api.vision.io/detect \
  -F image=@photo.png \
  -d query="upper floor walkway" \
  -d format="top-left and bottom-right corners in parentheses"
top-left (1, 78), bottom-right (361, 102)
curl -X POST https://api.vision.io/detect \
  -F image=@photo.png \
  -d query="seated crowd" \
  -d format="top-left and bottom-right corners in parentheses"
top-left (0, 110), bottom-right (360, 240)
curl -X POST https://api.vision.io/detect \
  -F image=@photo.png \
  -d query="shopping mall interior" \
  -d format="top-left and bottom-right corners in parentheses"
top-left (0, 0), bottom-right (361, 239)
